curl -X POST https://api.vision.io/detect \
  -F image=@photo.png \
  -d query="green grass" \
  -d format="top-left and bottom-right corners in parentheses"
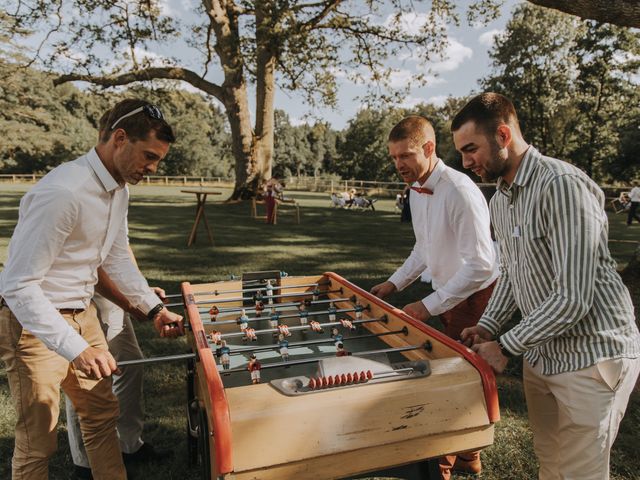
top-left (0, 184), bottom-right (638, 479)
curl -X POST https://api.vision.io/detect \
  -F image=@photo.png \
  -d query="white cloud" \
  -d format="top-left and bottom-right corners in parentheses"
top-left (402, 38), bottom-right (473, 74)
top-left (388, 69), bottom-right (415, 88)
top-left (478, 29), bottom-right (504, 47)
top-left (427, 95), bottom-right (449, 107)
top-left (384, 12), bottom-right (427, 36)
top-left (289, 116), bottom-right (309, 127)
top-left (396, 96), bottom-right (424, 109)
top-left (431, 39), bottom-right (473, 73)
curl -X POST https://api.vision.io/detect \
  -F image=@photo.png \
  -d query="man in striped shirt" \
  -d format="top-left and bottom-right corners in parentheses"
top-left (452, 92), bottom-right (640, 480)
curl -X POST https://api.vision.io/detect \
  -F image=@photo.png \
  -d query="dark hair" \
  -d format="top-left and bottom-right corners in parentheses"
top-left (388, 115), bottom-right (435, 147)
top-left (451, 92), bottom-right (520, 136)
top-left (99, 99), bottom-right (175, 144)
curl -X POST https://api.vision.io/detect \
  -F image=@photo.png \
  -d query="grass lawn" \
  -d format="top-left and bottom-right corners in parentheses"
top-left (0, 184), bottom-right (638, 479)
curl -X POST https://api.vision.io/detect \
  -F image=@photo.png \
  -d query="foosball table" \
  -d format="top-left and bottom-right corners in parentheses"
top-left (179, 271), bottom-right (499, 480)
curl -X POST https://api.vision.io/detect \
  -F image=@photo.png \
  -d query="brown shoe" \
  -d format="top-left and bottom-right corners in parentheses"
top-left (453, 451), bottom-right (482, 475)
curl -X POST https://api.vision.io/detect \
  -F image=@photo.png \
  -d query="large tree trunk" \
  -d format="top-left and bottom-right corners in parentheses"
top-left (224, 85), bottom-right (260, 200)
top-left (206, 0), bottom-right (266, 200)
top-left (254, 1), bottom-right (277, 186)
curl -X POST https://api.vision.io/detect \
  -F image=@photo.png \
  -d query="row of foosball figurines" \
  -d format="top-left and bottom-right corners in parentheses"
top-left (204, 289), bottom-right (368, 384)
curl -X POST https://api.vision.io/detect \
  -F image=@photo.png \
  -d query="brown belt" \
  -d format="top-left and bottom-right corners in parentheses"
top-left (58, 308), bottom-right (85, 315)
top-left (0, 297), bottom-right (84, 315)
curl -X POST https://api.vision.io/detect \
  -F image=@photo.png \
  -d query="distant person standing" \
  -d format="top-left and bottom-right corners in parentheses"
top-left (627, 183), bottom-right (640, 225)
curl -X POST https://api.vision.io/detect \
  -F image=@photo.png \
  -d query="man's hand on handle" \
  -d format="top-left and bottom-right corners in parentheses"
top-left (72, 347), bottom-right (120, 379)
top-left (402, 301), bottom-right (431, 322)
top-left (460, 325), bottom-right (492, 347)
top-left (153, 307), bottom-right (185, 338)
top-left (370, 281), bottom-right (397, 299)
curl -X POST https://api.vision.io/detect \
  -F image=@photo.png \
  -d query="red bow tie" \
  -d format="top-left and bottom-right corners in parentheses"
top-left (410, 186), bottom-right (434, 195)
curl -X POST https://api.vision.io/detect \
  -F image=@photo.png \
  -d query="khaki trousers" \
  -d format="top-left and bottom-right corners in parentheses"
top-left (67, 298), bottom-right (145, 468)
top-left (524, 357), bottom-right (640, 480)
top-left (0, 303), bottom-right (127, 480)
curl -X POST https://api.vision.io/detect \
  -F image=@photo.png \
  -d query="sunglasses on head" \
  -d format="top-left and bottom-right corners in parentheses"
top-left (110, 104), bottom-right (164, 130)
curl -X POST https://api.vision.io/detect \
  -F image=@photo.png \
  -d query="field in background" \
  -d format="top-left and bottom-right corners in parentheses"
top-left (0, 184), bottom-right (638, 479)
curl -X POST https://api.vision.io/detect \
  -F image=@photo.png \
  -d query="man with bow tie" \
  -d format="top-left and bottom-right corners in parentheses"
top-left (370, 115), bottom-right (498, 479)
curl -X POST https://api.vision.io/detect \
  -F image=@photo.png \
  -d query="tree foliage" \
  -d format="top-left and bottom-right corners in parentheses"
top-left (483, 3), bottom-right (640, 183)
top-left (4, 0), bottom-right (503, 198)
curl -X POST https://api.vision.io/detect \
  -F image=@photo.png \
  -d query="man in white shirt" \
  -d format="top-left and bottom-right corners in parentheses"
top-left (0, 99), bottom-right (184, 480)
top-left (370, 115), bottom-right (498, 479)
top-left (627, 184), bottom-right (640, 225)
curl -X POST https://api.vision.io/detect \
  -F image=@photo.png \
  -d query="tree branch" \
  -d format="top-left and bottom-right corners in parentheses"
top-left (53, 67), bottom-right (225, 102)
top-left (527, 0), bottom-right (640, 28)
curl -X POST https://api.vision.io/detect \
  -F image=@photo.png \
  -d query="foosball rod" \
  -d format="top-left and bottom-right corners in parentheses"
top-left (218, 327), bottom-right (409, 355)
top-left (118, 353), bottom-right (196, 367)
top-left (202, 305), bottom-right (368, 326)
top-left (207, 315), bottom-right (384, 340)
top-left (207, 296), bottom-right (351, 316)
top-left (166, 288), bottom-right (342, 308)
top-left (164, 280), bottom-right (331, 299)
top-left (220, 343), bottom-right (429, 374)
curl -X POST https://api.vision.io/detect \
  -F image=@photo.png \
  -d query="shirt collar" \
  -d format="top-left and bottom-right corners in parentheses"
top-left (496, 146), bottom-right (538, 196)
top-left (414, 158), bottom-right (445, 192)
top-left (87, 148), bottom-right (122, 193)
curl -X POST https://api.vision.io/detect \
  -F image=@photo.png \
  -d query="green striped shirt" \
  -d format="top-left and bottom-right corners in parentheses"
top-left (478, 146), bottom-right (640, 375)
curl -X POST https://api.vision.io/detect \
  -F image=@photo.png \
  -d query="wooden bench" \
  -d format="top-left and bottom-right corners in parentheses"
top-left (251, 197), bottom-right (300, 224)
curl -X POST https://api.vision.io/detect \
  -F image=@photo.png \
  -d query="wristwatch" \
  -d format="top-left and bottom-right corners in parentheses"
top-left (497, 338), bottom-right (514, 358)
top-left (147, 303), bottom-right (165, 321)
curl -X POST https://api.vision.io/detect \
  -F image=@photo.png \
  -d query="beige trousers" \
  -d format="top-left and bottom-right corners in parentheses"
top-left (524, 357), bottom-right (640, 480)
top-left (67, 296), bottom-right (145, 468)
top-left (0, 303), bottom-right (127, 480)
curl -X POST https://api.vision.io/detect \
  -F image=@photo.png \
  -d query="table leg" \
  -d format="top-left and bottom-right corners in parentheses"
top-left (187, 205), bottom-right (204, 246)
top-left (201, 196), bottom-right (214, 245)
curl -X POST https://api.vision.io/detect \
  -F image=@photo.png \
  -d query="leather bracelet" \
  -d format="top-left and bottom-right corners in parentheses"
top-left (497, 338), bottom-right (514, 358)
top-left (147, 303), bottom-right (165, 321)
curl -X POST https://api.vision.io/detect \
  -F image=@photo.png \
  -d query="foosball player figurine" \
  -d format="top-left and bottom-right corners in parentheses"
top-left (298, 302), bottom-right (309, 325)
top-left (278, 334), bottom-right (290, 361)
top-left (255, 300), bottom-right (265, 317)
top-left (328, 302), bottom-right (337, 322)
top-left (312, 287), bottom-right (320, 301)
top-left (254, 289), bottom-right (264, 305)
top-left (238, 308), bottom-right (249, 330)
top-left (218, 340), bottom-right (231, 370)
top-left (248, 354), bottom-right (262, 384)
top-left (330, 327), bottom-right (343, 346)
top-left (209, 305), bottom-right (219, 321)
top-left (336, 342), bottom-right (350, 357)
top-left (355, 303), bottom-right (364, 320)
top-left (269, 307), bottom-right (280, 330)
top-left (266, 280), bottom-right (274, 305)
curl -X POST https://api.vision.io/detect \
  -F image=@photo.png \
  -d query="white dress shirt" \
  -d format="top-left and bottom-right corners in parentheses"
top-left (630, 186), bottom-right (640, 202)
top-left (388, 159), bottom-right (498, 316)
top-left (0, 148), bottom-right (161, 361)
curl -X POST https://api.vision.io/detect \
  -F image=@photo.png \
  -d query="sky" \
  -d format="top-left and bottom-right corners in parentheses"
top-left (20, 0), bottom-right (523, 130)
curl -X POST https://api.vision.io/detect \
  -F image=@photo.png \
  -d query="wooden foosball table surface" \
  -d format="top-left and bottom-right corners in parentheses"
top-left (181, 272), bottom-right (499, 480)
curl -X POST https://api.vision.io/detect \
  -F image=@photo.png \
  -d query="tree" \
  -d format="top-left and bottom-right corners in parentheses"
top-left (6, 0), bottom-right (469, 199)
top-left (527, 0), bottom-right (640, 29)
top-left (569, 22), bottom-right (640, 181)
top-left (482, 4), bottom-right (581, 160)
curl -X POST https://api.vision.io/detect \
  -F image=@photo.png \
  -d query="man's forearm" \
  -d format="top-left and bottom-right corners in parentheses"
top-left (95, 267), bottom-right (146, 321)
